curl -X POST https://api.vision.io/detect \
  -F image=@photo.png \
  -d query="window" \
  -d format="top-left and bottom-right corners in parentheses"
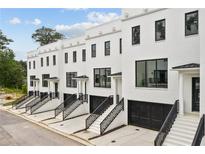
top-left (66, 72), bottom-right (77, 88)
top-left (91, 44), bottom-right (96, 58)
top-left (155, 19), bottom-right (166, 41)
top-left (42, 74), bottom-right (50, 87)
top-left (104, 41), bottom-right (110, 56)
top-left (41, 58), bottom-right (43, 67)
top-left (46, 56), bottom-right (49, 66)
top-left (33, 61), bottom-right (35, 69)
top-left (73, 51), bottom-right (77, 63)
top-left (82, 49), bottom-right (86, 62)
top-left (29, 61), bottom-right (31, 69)
top-left (185, 10), bottom-right (198, 36)
top-left (136, 58), bottom-right (168, 88)
top-left (132, 25), bottom-right (140, 45)
top-left (30, 75), bottom-right (35, 87)
top-left (53, 55), bottom-right (56, 65)
top-left (65, 53), bottom-right (68, 63)
top-left (94, 68), bottom-right (111, 88)
top-left (119, 38), bottom-right (122, 54)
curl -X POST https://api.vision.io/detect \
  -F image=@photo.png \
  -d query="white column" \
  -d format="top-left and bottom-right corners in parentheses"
top-left (179, 72), bottom-right (184, 115)
top-left (113, 78), bottom-right (118, 105)
top-left (77, 80), bottom-right (80, 98)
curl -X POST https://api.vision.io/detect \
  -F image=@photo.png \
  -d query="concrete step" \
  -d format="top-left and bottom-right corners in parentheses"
top-left (166, 134), bottom-right (192, 145)
top-left (174, 120), bottom-right (199, 127)
top-left (169, 131), bottom-right (194, 140)
top-left (170, 127), bottom-right (196, 136)
top-left (164, 138), bottom-right (190, 146)
top-left (172, 124), bottom-right (197, 132)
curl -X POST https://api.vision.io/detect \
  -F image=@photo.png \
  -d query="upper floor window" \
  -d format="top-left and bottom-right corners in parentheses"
top-left (94, 68), bottom-right (111, 88)
top-left (155, 19), bottom-right (166, 41)
top-left (53, 55), bottom-right (56, 65)
top-left (66, 72), bottom-right (77, 88)
top-left (30, 75), bottom-right (35, 87)
top-left (91, 44), bottom-right (96, 58)
top-left (73, 51), bottom-right (77, 63)
top-left (136, 58), bottom-right (168, 88)
top-left (65, 52), bottom-right (68, 63)
top-left (185, 10), bottom-right (198, 36)
top-left (119, 38), bottom-right (122, 54)
top-left (33, 61), bottom-right (35, 69)
top-left (42, 74), bottom-right (50, 87)
top-left (46, 56), bottom-right (49, 66)
top-left (132, 25), bottom-right (140, 45)
top-left (104, 41), bottom-right (110, 56)
top-left (82, 49), bottom-right (86, 62)
top-left (29, 61), bottom-right (31, 69)
top-left (41, 58), bottom-right (43, 67)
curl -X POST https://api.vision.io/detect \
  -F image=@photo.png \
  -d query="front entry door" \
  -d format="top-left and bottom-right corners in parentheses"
top-left (54, 82), bottom-right (58, 98)
top-left (192, 77), bottom-right (200, 112)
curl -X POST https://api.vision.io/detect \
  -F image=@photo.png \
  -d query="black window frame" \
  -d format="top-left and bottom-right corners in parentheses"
top-left (132, 25), bottom-right (140, 45)
top-left (33, 60), bottom-right (35, 69)
top-left (73, 51), bottom-right (77, 63)
top-left (155, 19), bottom-right (166, 41)
top-left (30, 75), bottom-right (35, 87)
top-left (46, 56), bottom-right (49, 66)
top-left (53, 55), bottom-right (56, 66)
top-left (65, 52), bottom-right (68, 63)
top-left (135, 58), bottom-right (168, 88)
top-left (104, 41), bottom-right (110, 56)
top-left (82, 49), bottom-right (86, 62)
top-left (41, 57), bottom-right (43, 67)
top-left (42, 74), bottom-right (50, 87)
top-left (91, 44), bottom-right (96, 58)
top-left (66, 72), bottom-right (77, 88)
top-left (94, 68), bottom-right (111, 88)
top-left (185, 10), bottom-right (199, 36)
top-left (119, 38), bottom-right (122, 54)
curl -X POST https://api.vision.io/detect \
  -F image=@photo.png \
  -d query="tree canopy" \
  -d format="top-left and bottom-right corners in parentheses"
top-left (32, 26), bottom-right (65, 46)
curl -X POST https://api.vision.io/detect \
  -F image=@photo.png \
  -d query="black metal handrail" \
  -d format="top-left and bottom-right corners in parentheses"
top-left (15, 95), bottom-right (35, 109)
top-left (25, 94), bottom-right (48, 112)
top-left (100, 97), bottom-right (124, 135)
top-left (30, 95), bottom-right (50, 114)
top-left (154, 100), bottom-right (179, 146)
top-left (86, 95), bottom-right (113, 129)
top-left (12, 94), bottom-right (29, 108)
top-left (192, 114), bottom-right (205, 146)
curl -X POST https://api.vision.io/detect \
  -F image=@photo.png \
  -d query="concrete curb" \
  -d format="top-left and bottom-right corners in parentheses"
top-left (0, 106), bottom-right (94, 146)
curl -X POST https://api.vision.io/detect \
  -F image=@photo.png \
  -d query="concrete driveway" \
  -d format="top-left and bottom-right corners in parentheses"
top-left (0, 109), bottom-right (83, 146)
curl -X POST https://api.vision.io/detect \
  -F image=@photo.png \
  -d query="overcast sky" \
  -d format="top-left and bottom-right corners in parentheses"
top-left (0, 8), bottom-right (121, 60)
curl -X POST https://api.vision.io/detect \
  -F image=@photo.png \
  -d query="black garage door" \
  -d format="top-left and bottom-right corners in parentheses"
top-left (128, 100), bottom-right (172, 131)
top-left (90, 95), bottom-right (113, 114)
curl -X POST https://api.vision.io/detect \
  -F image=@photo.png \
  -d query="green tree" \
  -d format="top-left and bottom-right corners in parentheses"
top-left (0, 30), bottom-right (13, 50)
top-left (32, 26), bottom-right (65, 46)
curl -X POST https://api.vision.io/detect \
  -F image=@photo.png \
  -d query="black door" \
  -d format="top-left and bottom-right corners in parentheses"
top-left (128, 100), bottom-right (172, 131)
top-left (192, 77), bottom-right (200, 112)
top-left (54, 83), bottom-right (58, 98)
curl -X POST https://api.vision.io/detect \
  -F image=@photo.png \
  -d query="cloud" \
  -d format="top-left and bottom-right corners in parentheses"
top-left (60, 8), bottom-right (88, 13)
top-left (32, 18), bottom-right (41, 26)
top-left (55, 22), bottom-right (99, 37)
top-left (87, 11), bottom-right (120, 23)
top-left (55, 11), bottom-right (120, 37)
top-left (9, 17), bottom-right (21, 25)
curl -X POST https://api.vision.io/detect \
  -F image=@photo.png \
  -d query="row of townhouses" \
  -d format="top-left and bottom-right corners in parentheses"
top-left (22, 8), bottom-right (205, 146)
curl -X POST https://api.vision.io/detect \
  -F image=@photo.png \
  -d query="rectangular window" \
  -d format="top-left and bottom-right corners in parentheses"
top-left (30, 75), bottom-right (35, 87)
top-left (185, 10), bottom-right (198, 36)
top-left (91, 44), bottom-right (96, 58)
top-left (41, 58), bottom-right (43, 67)
top-left (65, 53), bottom-right (68, 63)
top-left (73, 51), bottom-right (77, 63)
top-left (132, 25), bottom-right (140, 45)
top-left (66, 72), bottom-right (77, 88)
top-left (94, 68), bottom-right (111, 88)
top-left (46, 56), bottom-right (49, 66)
top-left (33, 61), bottom-right (35, 69)
top-left (136, 58), bottom-right (168, 88)
top-left (53, 55), bottom-right (56, 65)
top-left (104, 41), bottom-right (110, 56)
top-left (155, 19), bottom-right (166, 41)
top-left (119, 38), bottom-right (122, 54)
top-left (42, 74), bottom-right (50, 87)
top-left (82, 49), bottom-right (86, 62)
top-left (29, 61), bottom-right (31, 69)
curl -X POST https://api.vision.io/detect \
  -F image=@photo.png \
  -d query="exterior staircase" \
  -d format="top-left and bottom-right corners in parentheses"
top-left (163, 114), bottom-right (200, 146)
top-left (88, 105), bottom-right (115, 134)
